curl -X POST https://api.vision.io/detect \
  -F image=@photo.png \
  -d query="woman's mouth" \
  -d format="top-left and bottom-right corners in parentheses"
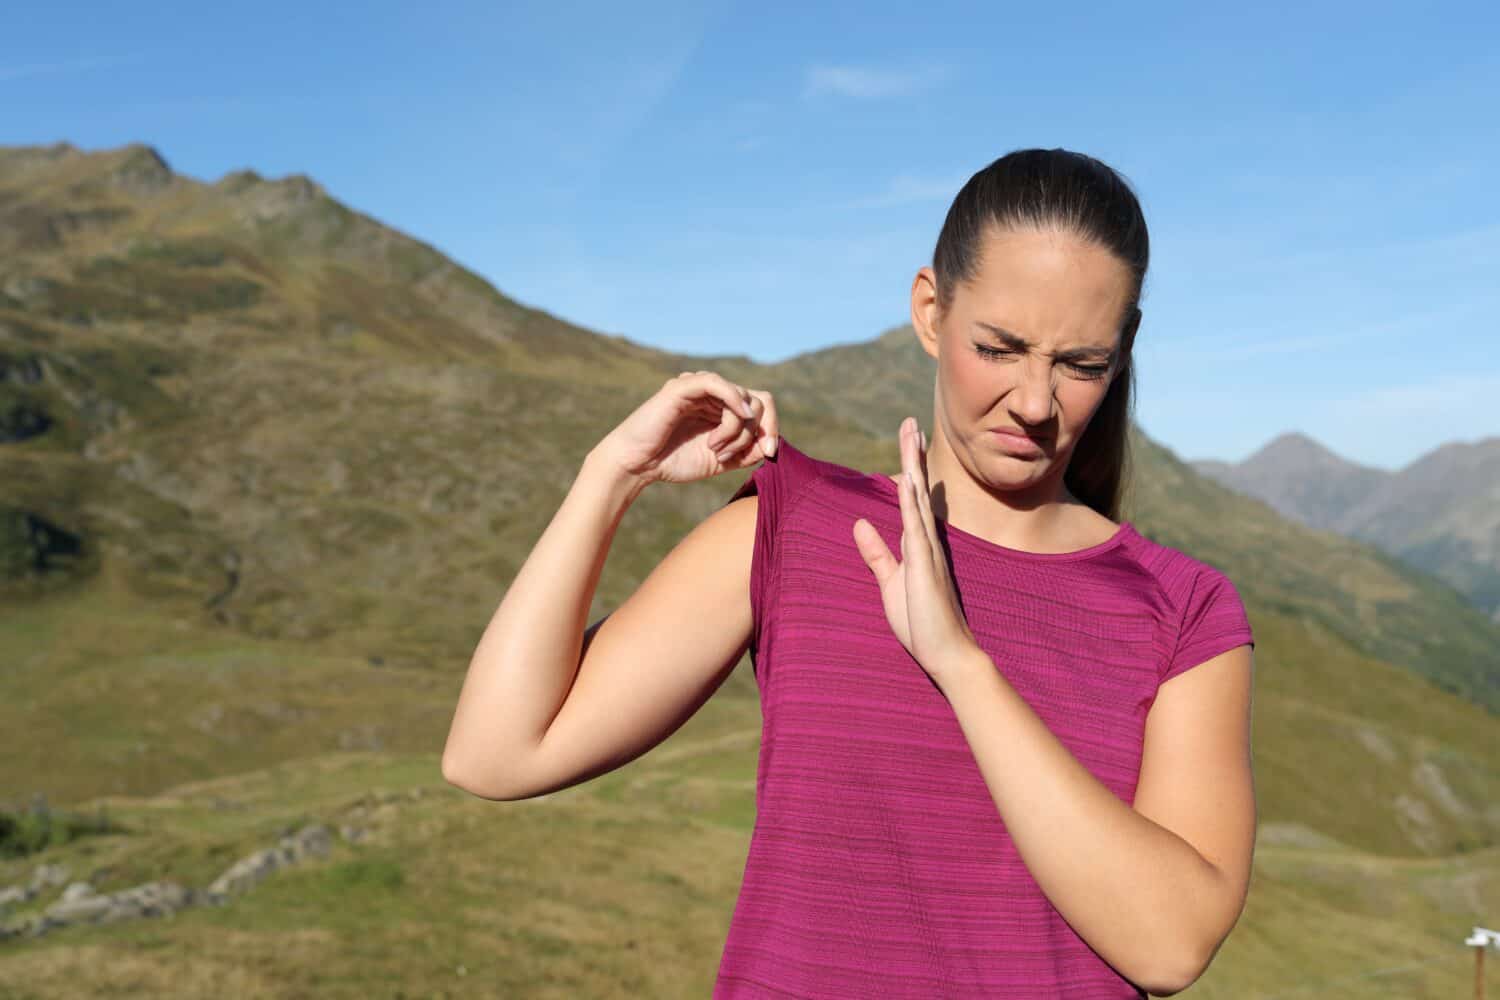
top-left (990, 428), bottom-right (1048, 456)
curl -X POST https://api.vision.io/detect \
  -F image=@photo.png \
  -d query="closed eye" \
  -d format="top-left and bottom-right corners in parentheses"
top-left (973, 343), bottom-right (1110, 380)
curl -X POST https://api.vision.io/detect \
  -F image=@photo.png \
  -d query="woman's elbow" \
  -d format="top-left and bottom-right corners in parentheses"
top-left (441, 747), bottom-right (499, 798)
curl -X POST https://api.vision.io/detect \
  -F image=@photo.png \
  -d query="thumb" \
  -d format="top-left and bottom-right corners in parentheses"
top-left (852, 518), bottom-right (898, 584)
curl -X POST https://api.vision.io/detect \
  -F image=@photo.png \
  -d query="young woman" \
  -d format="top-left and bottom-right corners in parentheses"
top-left (442, 148), bottom-right (1256, 999)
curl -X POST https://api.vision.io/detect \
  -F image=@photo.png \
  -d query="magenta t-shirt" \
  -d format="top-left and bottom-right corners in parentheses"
top-left (713, 435), bottom-right (1255, 998)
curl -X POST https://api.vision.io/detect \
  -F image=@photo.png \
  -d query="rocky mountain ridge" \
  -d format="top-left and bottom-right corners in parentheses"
top-left (1194, 431), bottom-right (1500, 621)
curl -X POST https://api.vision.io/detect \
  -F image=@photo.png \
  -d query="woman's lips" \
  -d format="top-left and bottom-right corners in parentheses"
top-left (990, 429), bottom-right (1048, 456)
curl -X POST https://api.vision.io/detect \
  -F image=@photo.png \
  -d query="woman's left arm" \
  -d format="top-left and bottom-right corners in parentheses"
top-left (938, 642), bottom-right (1255, 996)
top-left (852, 416), bottom-right (1255, 996)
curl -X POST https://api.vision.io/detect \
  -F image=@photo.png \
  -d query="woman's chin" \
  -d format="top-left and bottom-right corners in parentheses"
top-left (977, 452), bottom-right (1068, 492)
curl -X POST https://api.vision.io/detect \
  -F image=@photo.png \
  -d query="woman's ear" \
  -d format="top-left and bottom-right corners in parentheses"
top-left (910, 267), bottom-right (943, 361)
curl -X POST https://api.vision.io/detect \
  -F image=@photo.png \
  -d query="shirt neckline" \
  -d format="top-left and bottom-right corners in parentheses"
top-left (866, 470), bottom-right (1136, 562)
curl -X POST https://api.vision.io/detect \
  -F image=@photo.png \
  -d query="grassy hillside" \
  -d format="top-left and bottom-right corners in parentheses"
top-left (0, 719), bottom-right (1494, 998)
top-left (1, 141), bottom-right (1496, 996)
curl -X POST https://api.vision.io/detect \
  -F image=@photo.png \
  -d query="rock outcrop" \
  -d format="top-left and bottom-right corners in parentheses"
top-left (0, 822), bottom-right (352, 942)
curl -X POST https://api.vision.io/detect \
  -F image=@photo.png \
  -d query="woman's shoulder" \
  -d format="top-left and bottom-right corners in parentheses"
top-left (726, 434), bottom-right (868, 511)
top-left (1122, 530), bottom-right (1256, 679)
top-left (1117, 525), bottom-right (1242, 606)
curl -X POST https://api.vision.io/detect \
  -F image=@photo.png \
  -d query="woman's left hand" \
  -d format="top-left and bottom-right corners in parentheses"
top-left (853, 416), bottom-right (981, 688)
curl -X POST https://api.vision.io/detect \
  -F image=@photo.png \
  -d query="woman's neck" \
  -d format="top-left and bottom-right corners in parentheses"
top-left (925, 444), bottom-right (1110, 551)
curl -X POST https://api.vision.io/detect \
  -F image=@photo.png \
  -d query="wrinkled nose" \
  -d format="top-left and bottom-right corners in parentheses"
top-left (1009, 358), bottom-right (1056, 426)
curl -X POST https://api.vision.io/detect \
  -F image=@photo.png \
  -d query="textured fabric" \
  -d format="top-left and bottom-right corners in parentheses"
top-left (712, 435), bottom-right (1255, 998)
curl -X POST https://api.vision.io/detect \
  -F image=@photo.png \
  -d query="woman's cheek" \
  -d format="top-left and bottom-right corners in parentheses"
top-left (949, 352), bottom-right (1002, 413)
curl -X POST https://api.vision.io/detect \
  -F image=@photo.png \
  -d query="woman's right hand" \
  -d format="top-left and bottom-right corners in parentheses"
top-left (594, 370), bottom-right (779, 489)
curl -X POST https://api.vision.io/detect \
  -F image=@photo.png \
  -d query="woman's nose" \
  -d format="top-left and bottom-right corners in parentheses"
top-left (1009, 359), bottom-right (1057, 424)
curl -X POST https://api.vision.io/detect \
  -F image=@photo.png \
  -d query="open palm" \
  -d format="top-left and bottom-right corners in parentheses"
top-left (852, 417), bottom-right (979, 686)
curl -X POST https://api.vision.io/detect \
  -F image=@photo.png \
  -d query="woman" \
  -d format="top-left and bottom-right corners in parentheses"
top-left (442, 148), bottom-right (1256, 998)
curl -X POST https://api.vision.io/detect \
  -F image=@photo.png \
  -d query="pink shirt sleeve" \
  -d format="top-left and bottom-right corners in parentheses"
top-left (722, 437), bottom-right (824, 655)
top-left (1160, 565), bottom-right (1255, 685)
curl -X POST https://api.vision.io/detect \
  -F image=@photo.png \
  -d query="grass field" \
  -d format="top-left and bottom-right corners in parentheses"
top-left (1, 567), bottom-right (1496, 998)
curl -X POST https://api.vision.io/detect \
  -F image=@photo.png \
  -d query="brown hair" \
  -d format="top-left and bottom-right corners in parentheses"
top-left (930, 148), bottom-right (1148, 521)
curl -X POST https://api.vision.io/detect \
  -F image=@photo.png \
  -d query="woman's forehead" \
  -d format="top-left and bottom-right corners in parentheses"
top-left (957, 234), bottom-right (1130, 333)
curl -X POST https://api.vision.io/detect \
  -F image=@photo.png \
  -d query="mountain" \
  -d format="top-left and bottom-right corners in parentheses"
top-left (1191, 431), bottom-right (1390, 533)
top-left (1, 141), bottom-right (1496, 997)
top-left (1193, 432), bottom-right (1500, 621)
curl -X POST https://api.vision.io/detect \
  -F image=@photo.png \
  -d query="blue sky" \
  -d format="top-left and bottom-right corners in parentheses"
top-left (3, 1), bottom-right (1496, 470)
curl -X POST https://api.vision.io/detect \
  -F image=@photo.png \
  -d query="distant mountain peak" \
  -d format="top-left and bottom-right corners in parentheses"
top-left (214, 169), bottom-right (265, 194)
top-left (1398, 435), bottom-right (1500, 476)
top-left (107, 143), bottom-right (174, 197)
top-left (1251, 430), bottom-right (1340, 462)
top-left (118, 142), bottom-right (170, 169)
top-left (218, 170), bottom-right (331, 227)
top-left (0, 140), bottom-right (83, 181)
top-left (1235, 430), bottom-right (1390, 478)
top-left (35, 140), bottom-right (80, 160)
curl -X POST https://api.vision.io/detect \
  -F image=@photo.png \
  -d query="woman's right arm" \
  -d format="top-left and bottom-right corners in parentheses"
top-left (440, 372), bottom-right (777, 801)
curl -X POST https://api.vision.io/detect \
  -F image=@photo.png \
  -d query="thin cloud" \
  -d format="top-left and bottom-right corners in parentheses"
top-left (1159, 300), bottom-right (1482, 362)
top-left (802, 63), bottom-right (950, 100)
top-left (549, 17), bottom-right (712, 179)
top-left (1333, 371), bottom-right (1500, 416)
top-left (1268, 220), bottom-right (1500, 275)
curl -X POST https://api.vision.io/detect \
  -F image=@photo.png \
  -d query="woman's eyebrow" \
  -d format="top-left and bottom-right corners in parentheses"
top-left (973, 321), bottom-right (1114, 361)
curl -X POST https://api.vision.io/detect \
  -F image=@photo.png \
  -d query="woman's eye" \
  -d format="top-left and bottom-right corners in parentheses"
top-left (975, 344), bottom-right (1108, 378)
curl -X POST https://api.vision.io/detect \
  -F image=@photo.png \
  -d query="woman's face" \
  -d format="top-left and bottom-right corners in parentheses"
top-left (913, 223), bottom-right (1133, 500)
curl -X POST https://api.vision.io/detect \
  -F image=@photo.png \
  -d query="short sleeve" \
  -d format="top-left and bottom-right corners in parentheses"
top-left (1160, 566), bottom-right (1255, 685)
top-left (721, 436), bottom-right (824, 658)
